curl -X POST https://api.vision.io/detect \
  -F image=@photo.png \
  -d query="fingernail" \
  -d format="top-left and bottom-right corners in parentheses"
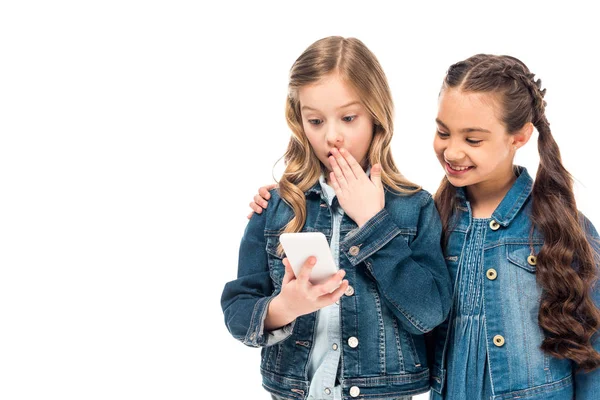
top-left (339, 270), bottom-right (346, 277)
top-left (309, 257), bottom-right (316, 265)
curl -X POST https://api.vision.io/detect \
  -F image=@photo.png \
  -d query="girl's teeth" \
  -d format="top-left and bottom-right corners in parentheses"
top-left (451, 165), bottom-right (470, 171)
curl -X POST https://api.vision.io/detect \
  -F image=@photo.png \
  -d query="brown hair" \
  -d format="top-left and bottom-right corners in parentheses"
top-left (434, 54), bottom-right (600, 371)
top-left (279, 36), bottom-right (419, 237)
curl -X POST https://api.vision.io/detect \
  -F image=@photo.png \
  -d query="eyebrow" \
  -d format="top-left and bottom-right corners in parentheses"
top-left (435, 118), bottom-right (491, 134)
top-left (302, 101), bottom-right (361, 112)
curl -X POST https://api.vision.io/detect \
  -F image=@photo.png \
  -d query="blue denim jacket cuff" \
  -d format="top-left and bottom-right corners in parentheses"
top-left (341, 208), bottom-right (403, 265)
top-left (264, 321), bottom-right (296, 346)
top-left (243, 296), bottom-right (295, 347)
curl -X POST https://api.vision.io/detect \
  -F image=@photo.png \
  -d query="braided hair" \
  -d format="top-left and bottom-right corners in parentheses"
top-left (434, 54), bottom-right (600, 371)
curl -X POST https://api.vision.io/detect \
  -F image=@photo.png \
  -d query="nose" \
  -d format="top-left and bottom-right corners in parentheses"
top-left (443, 140), bottom-right (466, 163)
top-left (325, 123), bottom-right (344, 147)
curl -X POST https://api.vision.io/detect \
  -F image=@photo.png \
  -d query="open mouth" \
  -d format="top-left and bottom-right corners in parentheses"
top-left (445, 162), bottom-right (474, 174)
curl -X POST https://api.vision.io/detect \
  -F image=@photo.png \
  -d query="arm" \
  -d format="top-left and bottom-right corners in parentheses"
top-left (341, 194), bottom-right (452, 335)
top-left (221, 211), bottom-right (278, 347)
top-left (222, 205), bottom-right (349, 347)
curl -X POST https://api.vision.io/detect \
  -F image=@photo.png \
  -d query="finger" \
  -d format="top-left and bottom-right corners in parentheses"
top-left (296, 256), bottom-right (316, 282)
top-left (370, 163), bottom-right (383, 190)
top-left (249, 201), bottom-right (264, 214)
top-left (318, 279), bottom-right (349, 307)
top-left (329, 155), bottom-right (348, 189)
top-left (329, 172), bottom-right (342, 194)
top-left (247, 211), bottom-right (253, 220)
top-left (259, 184), bottom-right (276, 201)
top-left (282, 258), bottom-right (295, 285)
top-left (254, 194), bottom-right (268, 209)
top-left (318, 269), bottom-right (346, 294)
top-left (333, 148), bottom-right (357, 180)
top-left (340, 148), bottom-right (365, 180)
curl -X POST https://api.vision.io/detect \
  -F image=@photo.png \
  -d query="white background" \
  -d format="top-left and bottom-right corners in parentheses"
top-left (1, 1), bottom-right (599, 399)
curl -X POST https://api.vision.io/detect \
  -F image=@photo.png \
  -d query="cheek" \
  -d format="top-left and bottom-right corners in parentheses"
top-left (432, 138), bottom-right (444, 156)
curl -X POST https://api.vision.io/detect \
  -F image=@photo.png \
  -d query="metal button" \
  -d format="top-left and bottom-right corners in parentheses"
top-left (344, 285), bottom-right (355, 296)
top-left (332, 343), bottom-right (338, 351)
top-left (324, 388), bottom-right (331, 395)
top-left (249, 332), bottom-right (256, 340)
top-left (349, 386), bottom-right (360, 397)
top-left (335, 300), bottom-right (339, 305)
top-left (527, 255), bottom-right (537, 266)
top-left (349, 246), bottom-right (360, 256)
top-left (489, 220), bottom-right (500, 230)
top-left (348, 336), bottom-right (359, 348)
top-left (493, 335), bottom-right (505, 347)
top-left (486, 268), bottom-right (497, 280)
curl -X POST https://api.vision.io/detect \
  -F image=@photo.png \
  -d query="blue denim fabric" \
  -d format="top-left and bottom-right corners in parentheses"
top-left (222, 181), bottom-right (452, 400)
top-left (429, 167), bottom-right (600, 400)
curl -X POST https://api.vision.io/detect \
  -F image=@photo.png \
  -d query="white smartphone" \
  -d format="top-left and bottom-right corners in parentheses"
top-left (279, 232), bottom-right (338, 284)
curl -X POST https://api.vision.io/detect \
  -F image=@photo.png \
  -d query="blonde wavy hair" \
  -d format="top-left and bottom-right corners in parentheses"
top-left (279, 36), bottom-right (420, 236)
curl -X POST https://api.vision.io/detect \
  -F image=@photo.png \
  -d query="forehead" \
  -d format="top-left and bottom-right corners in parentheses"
top-left (298, 73), bottom-right (361, 111)
top-left (437, 89), bottom-right (503, 130)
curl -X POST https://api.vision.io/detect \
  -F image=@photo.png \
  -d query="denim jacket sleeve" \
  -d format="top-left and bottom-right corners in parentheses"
top-left (340, 193), bottom-right (452, 335)
top-left (574, 215), bottom-right (600, 398)
top-left (220, 210), bottom-right (295, 348)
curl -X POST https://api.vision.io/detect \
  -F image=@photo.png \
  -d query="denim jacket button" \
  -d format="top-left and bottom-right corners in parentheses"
top-left (527, 255), bottom-right (537, 266)
top-left (349, 386), bottom-right (360, 397)
top-left (493, 335), bottom-right (505, 347)
top-left (250, 332), bottom-right (256, 341)
top-left (344, 285), bottom-right (355, 296)
top-left (349, 246), bottom-right (360, 256)
top-left (486, 268), bottom-right (498, 280)
top-left (348, 336), bottom-right (359, 348)
top-left (489, 220), bottom-right (500, 230)
top-left (324, 388), bottom-right (331, 395)
top-left (332, 343), bottom-right (338, 351)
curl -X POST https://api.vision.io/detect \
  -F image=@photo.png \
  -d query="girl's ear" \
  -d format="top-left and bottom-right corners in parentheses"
top-left (512, 122), bottom-right (534, 150)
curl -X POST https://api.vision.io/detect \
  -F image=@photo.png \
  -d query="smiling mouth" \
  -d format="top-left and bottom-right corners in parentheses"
top-left (445, 162), bottom-right (474, 174)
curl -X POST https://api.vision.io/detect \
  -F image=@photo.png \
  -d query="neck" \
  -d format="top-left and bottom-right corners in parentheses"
top-left (466, 168), bottom-right (517, 218)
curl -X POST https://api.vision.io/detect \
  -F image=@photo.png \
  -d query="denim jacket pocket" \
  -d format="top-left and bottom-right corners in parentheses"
top-left (506, 244), bottom-right (539, 273)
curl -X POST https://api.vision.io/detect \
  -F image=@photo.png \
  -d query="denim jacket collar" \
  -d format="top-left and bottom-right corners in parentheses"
top-left (456, 166), bottom-right (533, 227)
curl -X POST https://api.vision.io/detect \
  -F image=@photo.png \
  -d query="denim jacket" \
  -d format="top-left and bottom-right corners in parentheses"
top-left (429, 167), bottom-right (600, 399)
top-left (221, 182), bottom-right (452, 400)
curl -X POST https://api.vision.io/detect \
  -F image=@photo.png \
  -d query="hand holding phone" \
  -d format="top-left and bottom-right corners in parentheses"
top-left (279, 232), bottom-right (338, 284)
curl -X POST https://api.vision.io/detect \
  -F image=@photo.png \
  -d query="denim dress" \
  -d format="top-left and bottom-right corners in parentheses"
top-left (430, 218), bottom-right (493, 400)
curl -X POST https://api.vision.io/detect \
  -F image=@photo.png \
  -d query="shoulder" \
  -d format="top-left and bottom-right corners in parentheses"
top-left (384, 187), bottom-right (437, 226)
top-left (385, 187), bottom-right (433, 209)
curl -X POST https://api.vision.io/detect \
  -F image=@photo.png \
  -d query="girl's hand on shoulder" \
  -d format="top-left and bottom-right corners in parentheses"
top-left (266, 257), bottom-right (348, 330)
top-left (329, 148), bottom-right (384, 227)
top-left (247, 183), bottom-right (277, 219)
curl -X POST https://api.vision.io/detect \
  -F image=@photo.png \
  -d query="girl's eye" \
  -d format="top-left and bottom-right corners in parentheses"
top-left (437, 131), bottom-right (449, 138)
top-left (342, 115), bottom-right (356, 122)
top-left (466, 138), bottom-right (483, 145)
top-left (308, 119), bottom-right (323, 125)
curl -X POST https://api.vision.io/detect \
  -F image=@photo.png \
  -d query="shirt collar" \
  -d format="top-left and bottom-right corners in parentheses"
top-left (456, 166), bottom-right (533, 226)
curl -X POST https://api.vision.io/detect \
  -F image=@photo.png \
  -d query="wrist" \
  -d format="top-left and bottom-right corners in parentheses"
top-left (265, 294), bottom-right (296, 330)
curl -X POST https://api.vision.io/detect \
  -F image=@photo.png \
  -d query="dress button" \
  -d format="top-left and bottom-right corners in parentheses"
top-left (324, 387), bottom-right (331, 395)
top-left (348, 336), bottom-right (359, 348)
top-left (489, 220), bottom-right (500, 230)
top-left (349, 386), bottom-right (360, 397)
top-left (344, 285), bottom-right (355, 296)
top-left (486, 268), bottom-right (497, 280)
top-left (332, 343), bottom-right (338, 351)
top-left (349, 245), bottom-right (360, 256)
top-left (493, 335), bottom-right (505, 347)
top-left (527, 255), bottom-right (537, 266)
